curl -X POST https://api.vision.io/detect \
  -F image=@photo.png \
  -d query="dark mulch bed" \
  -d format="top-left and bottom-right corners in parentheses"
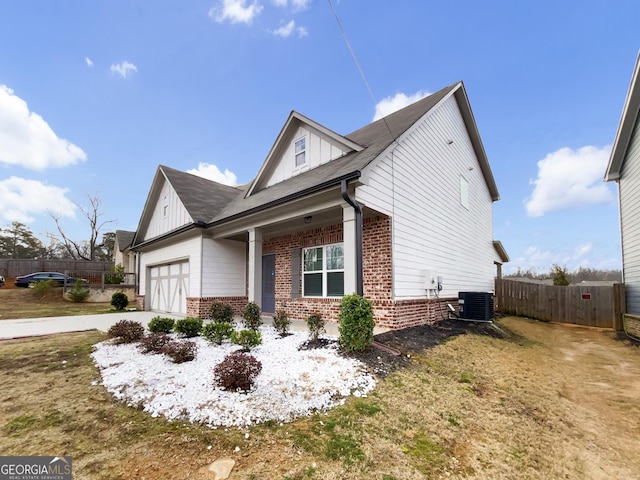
top-left (346, 319), bottom-right (509, 378)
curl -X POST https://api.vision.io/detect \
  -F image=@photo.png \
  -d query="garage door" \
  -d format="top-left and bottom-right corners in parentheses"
top-left (149, 261), bottom-right (189, 314)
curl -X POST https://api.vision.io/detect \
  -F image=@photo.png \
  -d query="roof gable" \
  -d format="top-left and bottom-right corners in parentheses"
top-left (605, 51), bottom-right (640, 182)
top-left (245, 111), bottom-right (364, 197)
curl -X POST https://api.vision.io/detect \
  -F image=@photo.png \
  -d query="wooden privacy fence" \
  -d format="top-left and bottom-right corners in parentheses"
top-left (495, 279), bottom-right (625, 330)
top-left (0, 259), bottom-right (114, 278)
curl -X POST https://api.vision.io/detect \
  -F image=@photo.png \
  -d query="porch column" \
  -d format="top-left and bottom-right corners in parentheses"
top-left (342, 204), bottom-right (358, 295)
top-left (248, 228), bottom-right (263, 307)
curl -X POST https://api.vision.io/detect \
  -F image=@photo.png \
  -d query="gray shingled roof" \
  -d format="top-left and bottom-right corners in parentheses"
top-left (115, 230), bottom-right (135, 251)
top-left (160, 165), bottom-right (244, 223)
top-left (209, 83), bottom-right (459, 223)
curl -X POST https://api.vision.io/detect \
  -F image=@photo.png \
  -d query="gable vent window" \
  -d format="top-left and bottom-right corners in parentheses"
top-left (163, 194), bottom-right (169, 217)
top-left (460, 175), bottom-right (469, 210)
top-left (295, 137), bottom-right (306, 167)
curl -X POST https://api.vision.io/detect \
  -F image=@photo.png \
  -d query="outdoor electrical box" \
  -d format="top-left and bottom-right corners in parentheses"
top-left (458, 292), bottom-right (494, 322)
top-left (422, 271), bottom-right (442, 291)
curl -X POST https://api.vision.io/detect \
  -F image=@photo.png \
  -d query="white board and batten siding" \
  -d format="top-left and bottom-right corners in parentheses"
top-left (143, 180), bottom-right (193, 241)
top-left (201, 238), bottom-right (247, 297)
top-left (620, 119), bottom-right (640, 315)
top-left (357, 94), bottom-right (496, 299)
top-left (264, 125), bottom-right (348, 188)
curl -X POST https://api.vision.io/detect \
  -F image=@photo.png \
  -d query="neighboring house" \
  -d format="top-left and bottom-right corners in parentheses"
top-left (114, 230), bottom-right (136, 273)
top-left (605, 51), bottom-right (640, 316)
top-left (130, 81), bottom-right (507, 328)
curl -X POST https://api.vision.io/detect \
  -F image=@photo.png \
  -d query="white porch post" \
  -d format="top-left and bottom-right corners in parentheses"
top-left (342, 204), bottom-right (357, 295)
top-left (248, 228), bottom-right (263, 307)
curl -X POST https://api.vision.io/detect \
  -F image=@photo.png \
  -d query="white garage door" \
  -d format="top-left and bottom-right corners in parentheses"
top-left (149, 261), bottom-right (189, 314)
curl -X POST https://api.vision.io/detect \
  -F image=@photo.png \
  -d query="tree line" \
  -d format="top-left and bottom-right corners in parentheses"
top-left (506, 264), bottom-right (622, 284)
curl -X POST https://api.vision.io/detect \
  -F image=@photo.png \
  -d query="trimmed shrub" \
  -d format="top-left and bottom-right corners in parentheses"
top-left (338, 294), bottom-right (375, 353)
top-left (214, 352), bottom-right (262, 392)
top-left (202, 321), bottom-right (234, 345)
top-left (108, 320), bottom-right (145, 344)
top-left (30, 280), bottom-right (56, 298)
top-left (67, 279), bottom-right (90, 303)
top-left (209, 301), bottom-right (235, 323)
top-left (242, 302), bottom-right (262, 330)
top-left (111, 292), bottom-right (129, 311)
top-left (148, 316), bottom-right (175, 334)
top-left (139, 333), bottom-right (171, 354)
top-left (174, 317), bottom-right (203, 338)
top-left (162, 340), bottom-right (197, 363)
top-left (307, 313), bottom-right (325, 344)
top-left (272, 309), bottom-right (291, 337)
top-left (230, 329), bottom-right (262, 351)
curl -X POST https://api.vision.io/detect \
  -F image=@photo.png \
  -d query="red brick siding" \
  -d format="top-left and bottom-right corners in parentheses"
top-left (187, 296), bottom-right (248, 318)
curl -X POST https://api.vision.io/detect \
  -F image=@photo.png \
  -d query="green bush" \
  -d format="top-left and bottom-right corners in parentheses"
top-left (209, 301), bottom-right (235, 323)
top-left (108, 320), bottom-right (145, 344)
top-left (231, 329), bottom-right (262, 351)
top-left (148, 316), bottom-right (175, 334)
top-left (30, 280), bottom-right (56, 298)
top-left (67, 279), bottom-right (90, 303)
top-left (202, 321), bottom-right (234, 345)
top-left (174, 317), bottom-right (203, 338)
top-left (110, 292), bottom-right (129, 311)
top-left (105, 264), bottom-right (125, 285)
top-left (338, 294), bottom-right (375, 353)
top-left (162, 340), bottom-right (197, 363)
top-left (307, 313), bottom-right (325, 344)
top-left (242, 302), bottom-right (262, 330)
top-left (272, 309), bottom-right (290, 337)
top-left (214, 352), bottom-right (262, 392)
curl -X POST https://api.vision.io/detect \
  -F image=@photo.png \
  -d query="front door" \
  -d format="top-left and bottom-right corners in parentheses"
top-left (262, 254), bottom-right (275, 314)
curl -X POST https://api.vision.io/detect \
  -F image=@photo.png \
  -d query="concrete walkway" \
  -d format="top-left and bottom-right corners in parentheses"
top-left (0, 311), bottom-right (389, 340)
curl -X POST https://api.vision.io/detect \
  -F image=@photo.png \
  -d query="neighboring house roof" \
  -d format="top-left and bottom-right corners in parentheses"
top-left (605, 51), bottom-right (640, 182)
top-left (115, 230), bottom-right (135, 252)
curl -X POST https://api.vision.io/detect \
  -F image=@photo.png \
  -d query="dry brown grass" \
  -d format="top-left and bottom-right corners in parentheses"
top-left (1, 317), bottom-right (639, 479)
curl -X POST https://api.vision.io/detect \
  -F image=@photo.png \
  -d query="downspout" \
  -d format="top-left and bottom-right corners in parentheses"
top-left (341, 179), bottom-right (364, 296)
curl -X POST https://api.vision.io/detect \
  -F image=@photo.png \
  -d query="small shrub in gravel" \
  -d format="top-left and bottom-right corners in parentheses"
top-left (338, 294), bottom-right (375, 353)
top-left (202, 321), bottom-right (234, 345)
top-left (214, 352), bottom-right (262, 392)
top-left (307, 313), bottom-right (325, 344)
top-left (148, 316), bottom-right (175, 334)
top-left (242, 302), bottom-right (262, 330)
top-left (230, 329), bottom-right (262, 351)
top-left (108, 320), bottom-right (145, 344)
top-left (162, 340), bottom-right (197, 363)
top-left (139, 332), bottom-right (172, 354)
top-left (174, 317), bottom-right (203, 338)
top-left (272, 309), bottom-right (291, 337)
top-left (111, 292), bottom-right (129, 311)
top-left (208, 301), bottom-right (235, 323)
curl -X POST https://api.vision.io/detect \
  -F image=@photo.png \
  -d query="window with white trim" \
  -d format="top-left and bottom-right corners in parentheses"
top-left (303, 243), bottom-right (344, 297)
top-left (295, 137), bottom-right (306, 167)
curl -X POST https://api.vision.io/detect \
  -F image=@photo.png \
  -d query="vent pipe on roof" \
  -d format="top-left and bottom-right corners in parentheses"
top-left (341, 179), bottom-right (363, 296)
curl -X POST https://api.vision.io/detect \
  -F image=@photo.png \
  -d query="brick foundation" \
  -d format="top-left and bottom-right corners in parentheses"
top-left (136, 295), bottom-right (145, 311)
top-left (187, 296), bottom-right (248, 318)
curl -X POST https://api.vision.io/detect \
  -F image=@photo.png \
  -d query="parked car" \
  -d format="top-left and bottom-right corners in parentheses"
top-left (14, 272), bottom-right (89, 288)
top-left (0, 275), bottom-right (4, 287)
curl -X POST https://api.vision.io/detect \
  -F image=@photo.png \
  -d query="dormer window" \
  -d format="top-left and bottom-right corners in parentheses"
top-left (295, 137), bottom-right (306, 167)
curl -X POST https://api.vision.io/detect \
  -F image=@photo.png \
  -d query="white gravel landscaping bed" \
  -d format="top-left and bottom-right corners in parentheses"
top-left (91, 326), bottom-right (376, 427)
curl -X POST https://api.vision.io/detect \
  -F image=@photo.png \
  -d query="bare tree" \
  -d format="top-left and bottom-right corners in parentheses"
top-left (50, 193), bottom-right (115, 261)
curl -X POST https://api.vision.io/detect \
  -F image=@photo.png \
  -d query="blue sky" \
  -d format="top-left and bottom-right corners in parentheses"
top-left (0, 0), bottom-right (637, 274)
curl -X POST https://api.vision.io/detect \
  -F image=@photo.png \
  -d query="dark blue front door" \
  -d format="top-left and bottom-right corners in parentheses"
top-left (262, 254), bottom-right (275, 313)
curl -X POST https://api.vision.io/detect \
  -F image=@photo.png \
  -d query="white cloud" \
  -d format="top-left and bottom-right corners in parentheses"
top-left (505, 242), bottom-right (613, 275)
top-left (273, 0), bottom-right (311, 10)
top-left (0, 85), bottom-right (87, 170)
top-left (187, 162), bottom-right (238, 185)
top-left (272, 19), bottom-right (307, 38)
top-left (85, 57), bottom-right (94, 67)
top-left (209, 0), bottom-right (263, 24)
top-left (373, 90), bottom-right (431, 121)
top-left (0, 177), bottom-right (76, 224)
top-left (525, 145), bottom-right (614, 217)
top-left (110, 61), bottom-right (138, 79)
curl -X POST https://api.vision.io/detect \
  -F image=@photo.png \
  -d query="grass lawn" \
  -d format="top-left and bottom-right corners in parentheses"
top-left (1, 316), bottom-right (639, 479)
